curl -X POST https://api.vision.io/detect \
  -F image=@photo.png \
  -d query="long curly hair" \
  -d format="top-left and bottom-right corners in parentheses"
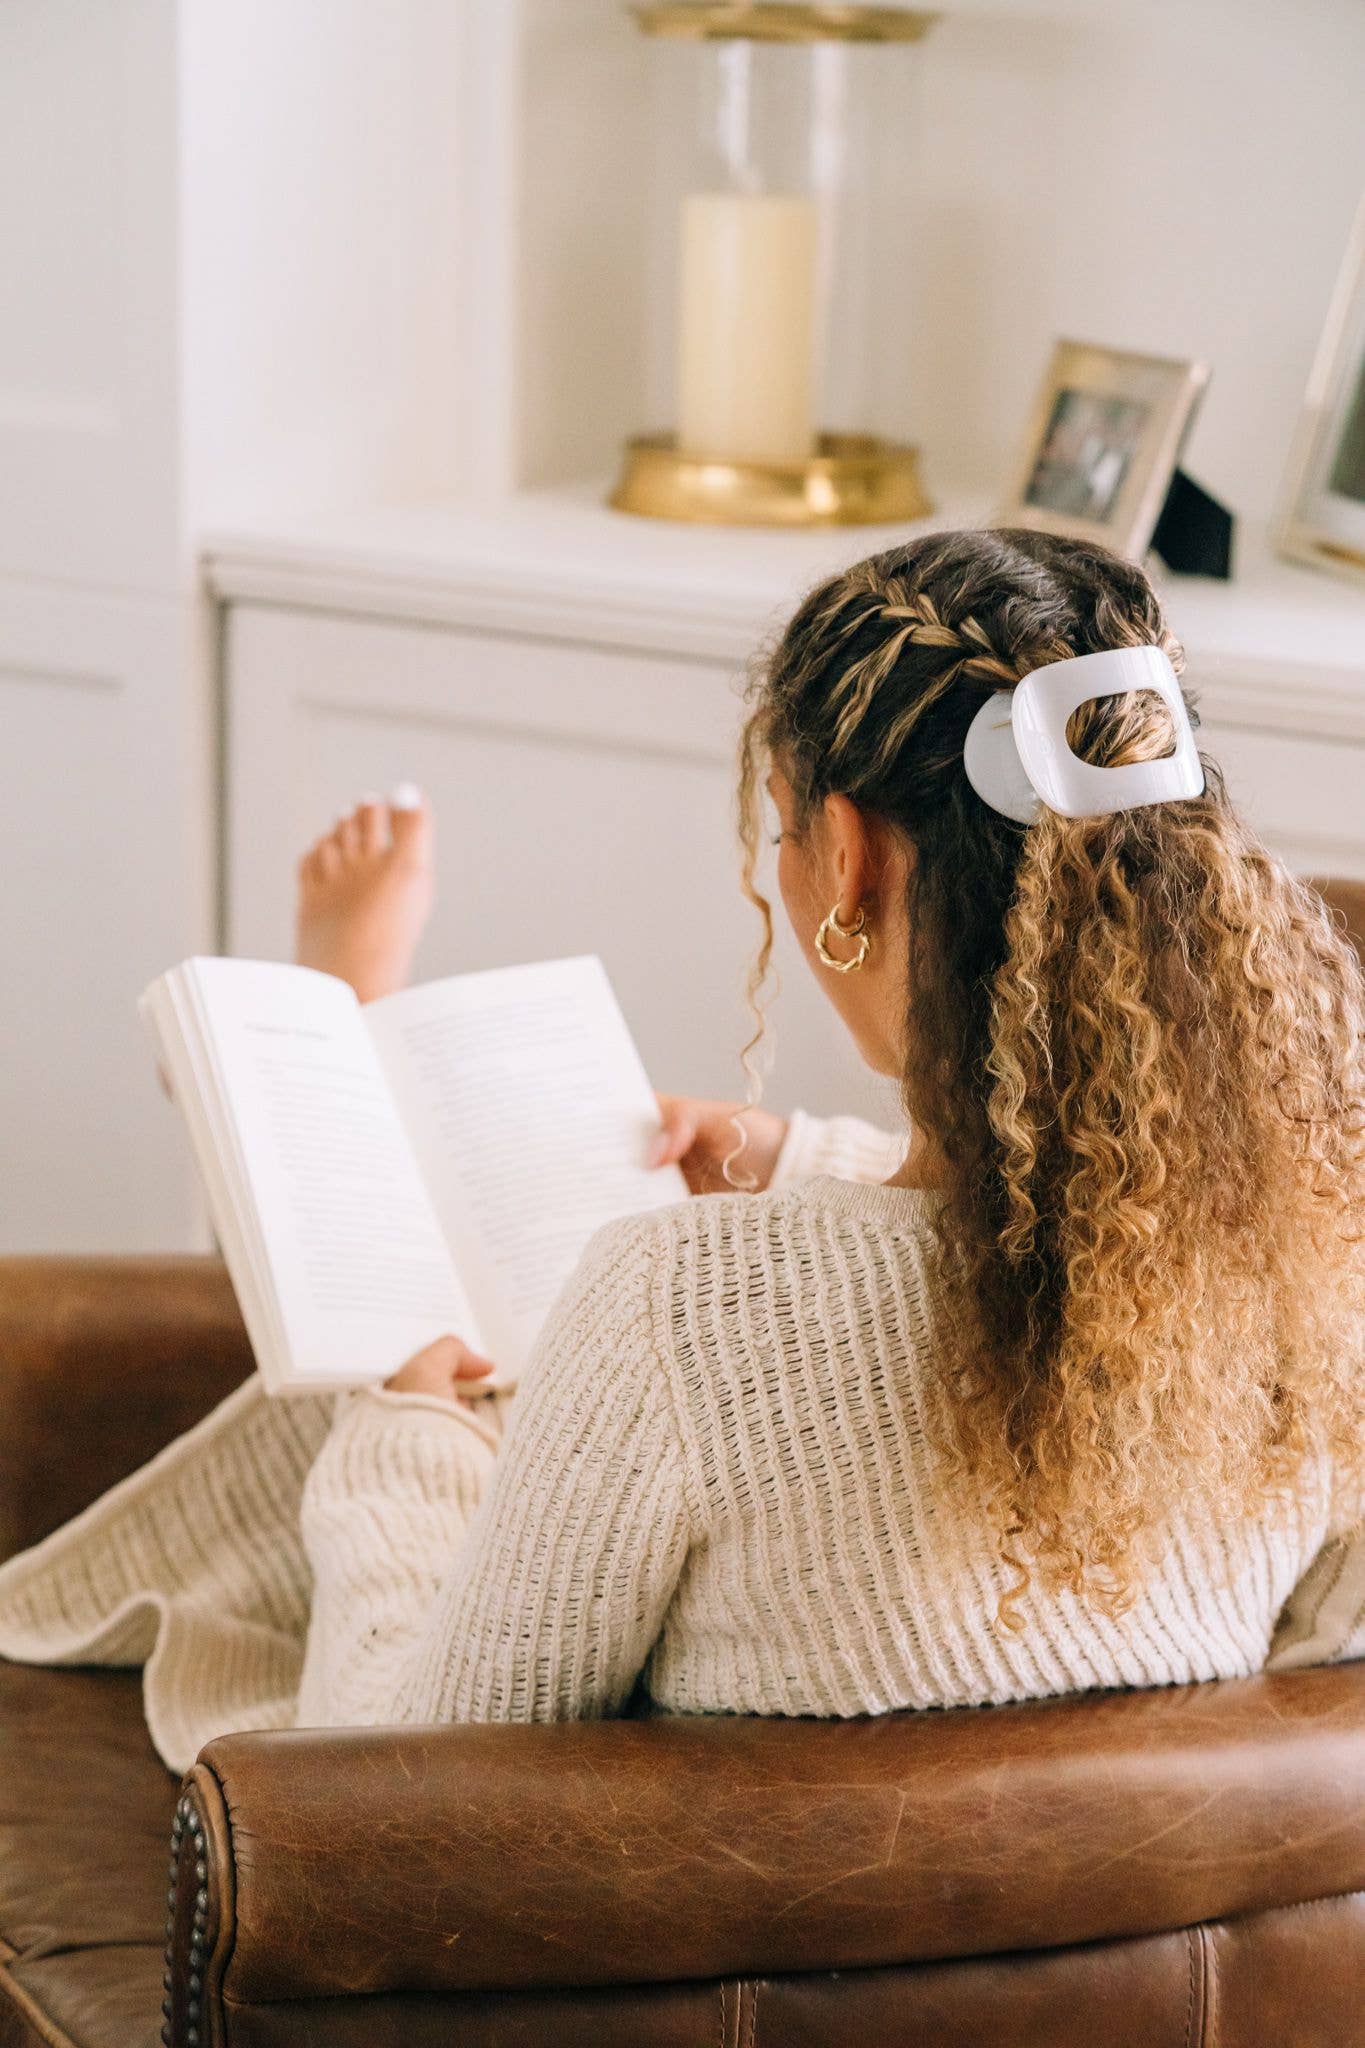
top-left (739, 527), bottom-right (1365, 1610)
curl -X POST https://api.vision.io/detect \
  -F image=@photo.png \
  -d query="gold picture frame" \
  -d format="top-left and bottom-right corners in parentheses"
top-left (999, 339), bottom-right (1210, 562)
top-left (1275, 195), bottom-right (1365, 587)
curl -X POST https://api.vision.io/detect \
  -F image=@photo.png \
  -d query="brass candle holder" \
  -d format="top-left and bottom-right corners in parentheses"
top-left (611, 4), bottom-right (939, 528)
top-left (611, 431), bottom-right (931, 526)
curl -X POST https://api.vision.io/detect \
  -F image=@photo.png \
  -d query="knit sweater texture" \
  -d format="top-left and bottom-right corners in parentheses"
top-left (0, 1110), bottom-right (1360, 1770)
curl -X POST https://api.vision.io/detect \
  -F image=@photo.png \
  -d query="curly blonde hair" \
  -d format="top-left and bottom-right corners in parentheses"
top-left (740, 527), bottom-right (1365, 1610)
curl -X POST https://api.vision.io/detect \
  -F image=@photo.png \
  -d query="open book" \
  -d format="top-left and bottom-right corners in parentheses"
top-left (140, 955), bottom-right (686, 1395)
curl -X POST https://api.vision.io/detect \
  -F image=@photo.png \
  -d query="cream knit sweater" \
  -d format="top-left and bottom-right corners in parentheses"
top-left (0, 1111), bottom-right (1360, 1770)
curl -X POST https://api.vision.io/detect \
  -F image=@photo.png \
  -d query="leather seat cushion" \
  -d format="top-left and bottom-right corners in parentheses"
top-left (0, 1661), bottom-right (173, 2048)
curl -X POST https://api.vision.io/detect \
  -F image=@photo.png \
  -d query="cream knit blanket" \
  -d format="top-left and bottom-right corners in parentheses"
top-left (0, 1375), bottom-right (330, 1769)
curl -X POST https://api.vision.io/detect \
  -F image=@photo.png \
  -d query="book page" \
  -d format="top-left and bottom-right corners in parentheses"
top-left (159, 959), bottom-right (482, 1390)
top-left (142, 968), bottom-right (289, 1385)
top-left (365, 956), bottom-right (686, 1373)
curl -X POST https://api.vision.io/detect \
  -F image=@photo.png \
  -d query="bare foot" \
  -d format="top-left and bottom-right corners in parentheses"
top-left (295, 786), bottom-right (435, 1003)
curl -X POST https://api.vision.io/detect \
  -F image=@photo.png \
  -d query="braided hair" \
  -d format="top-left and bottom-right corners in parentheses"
top-left (738, 527), bottom-right (1365, 1611)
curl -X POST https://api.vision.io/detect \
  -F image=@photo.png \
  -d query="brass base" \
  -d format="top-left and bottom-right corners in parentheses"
top-left (632, 6), bottom-right (940, 43)
top-left (609, 432), bottom-right (932, 528)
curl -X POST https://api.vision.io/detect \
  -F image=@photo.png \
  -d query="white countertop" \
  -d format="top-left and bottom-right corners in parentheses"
top-left (203, 484), bottom-right (1365, 740)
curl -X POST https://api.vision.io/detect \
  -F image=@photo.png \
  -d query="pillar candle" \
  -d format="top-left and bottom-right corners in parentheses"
top-left (676, 191), bottom-right (818, 465)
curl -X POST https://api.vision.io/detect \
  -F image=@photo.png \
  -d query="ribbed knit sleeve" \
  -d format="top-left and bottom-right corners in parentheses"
top-left (294, 1389), bottom-right (506, 1729)
top-left (770, 1107), bottom-right (906, 1186)
top-left (295, 1216), bottom-right (694, 1728)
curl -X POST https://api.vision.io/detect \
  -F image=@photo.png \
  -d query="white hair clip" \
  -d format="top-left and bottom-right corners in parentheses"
top-left (962, 645), bottom-right (1204, 824)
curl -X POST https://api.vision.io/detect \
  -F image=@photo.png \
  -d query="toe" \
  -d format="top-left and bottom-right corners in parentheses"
top-left (356, 798), bottom-right (389, 854)
top-left (314, 836), bottom-right (343, 882)
top-left (390, 787), bottom-right (432, 867)
top-left (298, 840), bottom-right (328, 888)
top-left (334, 812), bottom-right (360, 860)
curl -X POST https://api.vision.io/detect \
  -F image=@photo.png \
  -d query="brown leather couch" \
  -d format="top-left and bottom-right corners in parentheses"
top-left (1, 1258), bottom-right (1363, 2048)
top-left (3, 883), bottom-right (1365, 2048)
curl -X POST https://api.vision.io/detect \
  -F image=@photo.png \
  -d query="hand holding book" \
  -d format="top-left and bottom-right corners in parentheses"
top-left (385, 1332), bottom-right (496, 1403)
top-left (650, 1094), bottom-right (790, 1194)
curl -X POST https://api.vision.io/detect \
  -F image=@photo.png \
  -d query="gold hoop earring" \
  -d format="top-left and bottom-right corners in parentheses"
top-left (815, 904), bottom-right (870, 974)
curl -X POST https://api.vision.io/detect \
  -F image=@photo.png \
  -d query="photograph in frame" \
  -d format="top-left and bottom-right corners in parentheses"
top-left (999, 340), bottom-right (1210, 562)
top-left (1276, 194), bottom-right (1365, 587)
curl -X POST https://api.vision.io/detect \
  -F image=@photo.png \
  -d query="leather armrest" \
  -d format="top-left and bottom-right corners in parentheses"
top-left (0, 1256), bottom-right (253, 1560)
top-left (1311, 875), bottom-right (1365, 960)
top-left (177, 1663), bottom-right (1365, 2019)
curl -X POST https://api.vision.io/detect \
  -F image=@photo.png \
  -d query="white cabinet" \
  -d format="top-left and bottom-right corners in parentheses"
top-left (0, 585), bottom-right (210, 1248)
top-left (0, 0), bottom-right (207, 1251)
top-left (1198, 724), bottom-right (1365, 881)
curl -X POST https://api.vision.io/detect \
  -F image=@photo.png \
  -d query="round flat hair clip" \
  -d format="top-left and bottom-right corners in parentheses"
top-left (963, 690), bottom-right (1039, 825)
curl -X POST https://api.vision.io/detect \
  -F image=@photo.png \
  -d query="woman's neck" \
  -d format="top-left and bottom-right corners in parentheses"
top-left (884, 1121), bottom-right (949, 1193)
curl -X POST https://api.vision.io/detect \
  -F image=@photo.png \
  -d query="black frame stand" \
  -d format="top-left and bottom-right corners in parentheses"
top-left (1149, 468), bottom-right (1235, 580)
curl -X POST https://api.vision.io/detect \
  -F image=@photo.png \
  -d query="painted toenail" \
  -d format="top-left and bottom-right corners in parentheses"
top-left (357, 791), bottom-right (380, 805)
top-left (390, 782), bottom-right (422, 810)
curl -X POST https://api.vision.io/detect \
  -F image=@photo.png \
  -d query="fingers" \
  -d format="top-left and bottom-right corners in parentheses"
top-left (647, 1095), bottom-right (785, 1195)
top-left (414, 1333), bottom-right (493, 1377)
top-left (448, 1339), bottom-right (496, 1380)
top-left (649, 1094), bottom-right (699, 1169)
top-left (384, 1332), bottom-right (496, 1398)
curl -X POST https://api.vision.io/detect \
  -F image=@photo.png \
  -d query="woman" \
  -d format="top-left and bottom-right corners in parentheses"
top-left (2, 526), bottom-right (1362, 1766)
top-left (287, 525), bottom-right (1365, 1731)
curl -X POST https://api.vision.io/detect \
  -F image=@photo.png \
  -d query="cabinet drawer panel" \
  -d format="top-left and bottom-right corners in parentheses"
top-left (1200, 718), bottom-right (1365, 878)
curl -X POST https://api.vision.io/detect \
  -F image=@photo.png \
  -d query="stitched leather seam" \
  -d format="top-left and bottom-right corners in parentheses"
top-left (1197, 1923), bottom-right (1213, 2048)
top-left (1204, 1922), bottom-right (1220, 2048)
top-left (717, 1976), bottom-right (727, 2048)
top-left (0, 1962), bottom-right (79, 2048)
top-left (207, 1885), bottom-right (1365, 2014)
top-left (1229, 1888), bottom-right (1365, 1926)
top-left (744, 1976), bottom-right (759, 2048)
top-left (1184, 1926), bottom-right (1198, 2048)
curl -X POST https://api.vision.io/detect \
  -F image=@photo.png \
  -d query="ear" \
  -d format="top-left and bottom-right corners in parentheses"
top-left (819, 794), bottom-right (909, 921)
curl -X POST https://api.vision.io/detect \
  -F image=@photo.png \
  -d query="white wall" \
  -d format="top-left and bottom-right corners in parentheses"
top-left (902, 0), bottom-right (1365, 518)
top-left (517, 0), bottom-right (1365, 523)
top-left (178, 0), bottom-right (473, 528)
top-left (0, 0), bottom-right (182, 590)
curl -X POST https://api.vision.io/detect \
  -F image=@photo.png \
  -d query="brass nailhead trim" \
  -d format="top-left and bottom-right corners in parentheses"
top-left (163, 1797), bottom-right (210, 2048)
